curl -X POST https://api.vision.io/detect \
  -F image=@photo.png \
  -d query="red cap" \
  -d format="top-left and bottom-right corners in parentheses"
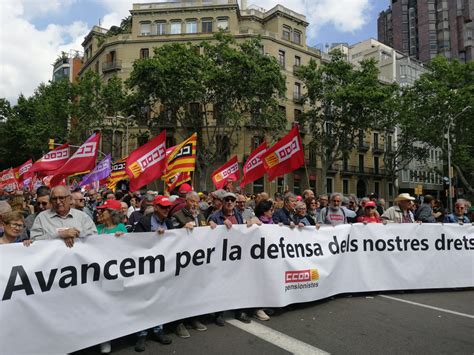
top-left (178, 183), bottom-right (193, 194)
top-left (365, 201), bottom-right (376, 208)
top-left (97, 199), bottom-right (122, 210)
top-left (153, 195), bottom-right (172, 207)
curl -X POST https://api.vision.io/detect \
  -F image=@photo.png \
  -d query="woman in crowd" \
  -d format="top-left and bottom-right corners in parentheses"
top-left (254, 200), bottom-right (274, 224)
top-left (294, 201), bottom-right (313, 226)
top-left (305, 197), bottom-right (319, 225)
top-left (357, 201), bottom-right (381, 223)
top-left (0, 211), bottom-right (28, 244)
top-left (96, 199), bottom-right (127, 235)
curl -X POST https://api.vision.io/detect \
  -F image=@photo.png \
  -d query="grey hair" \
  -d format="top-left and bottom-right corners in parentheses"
top-left (186, 191), bottom-right (199, 200)
top-left (284, 192), bottom-right (297, 203)
top-left (330, 192), bottom-right (343, 201)
top-left (0, 201), bottom-right (12, 216)
top-left (295, 201), bottom-right (307, 210)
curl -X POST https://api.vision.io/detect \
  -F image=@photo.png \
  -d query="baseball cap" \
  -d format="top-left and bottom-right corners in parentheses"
top-left (97, 199), bottom-right (122, 210)
top-left (178, 183), bottom-right (193, 194)
top-left (365, 201), bottom-right (376, 208)
top-left (153, 195), bottom-right (172, 207)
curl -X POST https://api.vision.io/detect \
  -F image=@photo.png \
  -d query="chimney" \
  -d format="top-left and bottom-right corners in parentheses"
top-left (241, 0), bottom-right (247, 10)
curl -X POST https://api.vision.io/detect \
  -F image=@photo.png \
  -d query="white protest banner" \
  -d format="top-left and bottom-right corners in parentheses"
top-left (0, 224), bottom-right (472, 353)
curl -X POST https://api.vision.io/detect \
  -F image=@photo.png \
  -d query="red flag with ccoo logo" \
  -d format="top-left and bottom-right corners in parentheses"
top-left (211, 155), bottom-right (240, 190)
top-left (240, 142), bottom-right (267, 188)
top-left (261, 126), bottom-right (304, 181)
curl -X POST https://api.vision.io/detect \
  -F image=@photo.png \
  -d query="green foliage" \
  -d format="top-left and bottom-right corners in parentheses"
top-left (127, 33), bottom-right (286, 172)
top-left (296, 50), bottom-right (392, 190)
top-left (410, 56), bottom-right (474, 193)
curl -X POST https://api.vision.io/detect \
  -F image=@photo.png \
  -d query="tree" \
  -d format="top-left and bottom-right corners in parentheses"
top-left (409, 56), bottom-right (474, 196)
top-left (0, 79), bottom-right (73, 167)
top-left (296, 50), bottom-right (393, 193)
top-left (127, 33), bottom-right (286, 188)
top-left (377, 86), bottom-right (429, 195)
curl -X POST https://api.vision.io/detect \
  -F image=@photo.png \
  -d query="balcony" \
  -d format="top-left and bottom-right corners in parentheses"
top-left (357, 141), bottom-right (370, 152)
top-left (293, 65), bottom-right (301, 74)
top-left (102, 60), bottom-right (122, 73)
top-left (293, 92), bottom-right (304, 104)
top-left (341, 164), bottom-right (356, 176)
top-left (327, 164), bottom-right (339, 174)
top-left (372, 144), bottom-right (385, 154)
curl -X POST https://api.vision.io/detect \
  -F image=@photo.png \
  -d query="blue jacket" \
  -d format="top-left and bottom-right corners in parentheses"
top-left (209, 208), bottom-right (244, 225)
top-left (443, 214), bottom-right (470, 223)
top-left (272, 207), bottom-right (295, 226)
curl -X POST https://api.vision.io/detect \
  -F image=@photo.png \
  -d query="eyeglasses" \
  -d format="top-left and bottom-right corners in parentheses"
top-left (224, 198), bottom-right (236, 202)
top-left (8, 223), bottom-right (25, 229)
top-left (51, 195), bottom-right (70, 202)
top-left (74, 198), bottom-right (85, 202)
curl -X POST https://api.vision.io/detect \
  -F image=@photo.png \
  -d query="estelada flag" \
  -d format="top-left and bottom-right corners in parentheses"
top-left (16, 159), bottom-right (33, 182)
top-left (211, 155), bottom-right (240, 190)
top-left (162, 133), bottom-right (197, 183)
top-left (50, 133), bottom-right (101, 187)
top-left (240, 142), bottom-right (268, 188)
top-left (262, 126), bottom-right (304, 181)
top-left (29, 143), bottom-right (70, 175)
top-left (167, 171), bottom-right (191, 192)
top-left (126, 130), bottom-right (167, 192)
top-left (107, 156), bottom-right (129, 191)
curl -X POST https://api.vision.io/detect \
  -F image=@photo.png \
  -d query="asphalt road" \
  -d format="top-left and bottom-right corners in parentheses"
top-left (74, 289), bottom-right (474, 355)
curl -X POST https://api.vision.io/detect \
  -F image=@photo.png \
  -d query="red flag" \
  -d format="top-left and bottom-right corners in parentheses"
top-left (262, 126), bottom-right (304, 181)
top-left (126, 130), bottom-right (167, 192)
top-left (240, 142), bottom-right (268, 188)
top-left (29, 144), bottom-right (70, 175)
top-left (16, 159), bottom-right (33, 181)
top-left (211, 155), bottom-right (240, 190)
top-left (50, 133), bottom-right (101, 187)
top-left (167, 171), bottom-right (191, 192)
top-left (0, 168), bottom-right (19, 191)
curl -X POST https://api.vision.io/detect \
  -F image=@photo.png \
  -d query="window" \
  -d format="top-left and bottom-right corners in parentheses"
top-left (359, 155), bottom-right (364, 173)
top-left (278, 50), bottom-right (285, 68)
top-left (343, 157), bottom-right (348, 171)
top-left (282, 25), bottom-right (291, 40)
top-left (293, 176), bottom-right (301, 195)
top-left (343, 179), bottom-right (349, 195)
top-left (294, 55), bottom-right (301, 67)
top-left (202, 18), bottom-right (213, 33)
top-left (277, 177), bottom-right (284, 193)
top-left (253, 177), bottom-right (264, 193)
top-left (217, 18), bottom-right (228, 30)
top-left (388, 183), bottom-right (393, 197)
top-left (279, 105), bottom-right (286, 119)
top-left (140, 22), bottom-right (151, 35)
top-left (373, 132), bottom-right (379, 149)
top-left (374, 156), bottom-right (379, 174)
top-left (216, 134), bottom-right (230, 160)
top-left (170, 21), bottom-right (181, 34)
top-left (186, 20), bottom-right (197, 34)
top-left (294, 109), bottom-right (302, 123)
top-left (155, 21), bottom-right (166, 35)
top-left (326, 178), bottom-right (333, 194)
top-left (293, 30), bottom-right (301, 44)
top-left (139, 48), bottom-right (149, 59)
top-left (387, 135), bottom-right (393, 151)
top-left (294, 82), bottom-right (301, 100)
top-left (374, 182), bottom-right (380, 197)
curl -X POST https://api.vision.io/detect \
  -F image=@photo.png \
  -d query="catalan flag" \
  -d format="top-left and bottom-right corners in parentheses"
top-left (162, 133), bottom-right (197, 183)
top-left (107, 156), bottom-right (129, 191)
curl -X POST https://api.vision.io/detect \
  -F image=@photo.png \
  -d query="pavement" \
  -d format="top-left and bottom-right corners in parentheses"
top-left (74, 289), bottom-right (474, 355)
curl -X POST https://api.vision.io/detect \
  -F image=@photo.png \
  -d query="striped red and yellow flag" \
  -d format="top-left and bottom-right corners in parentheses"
top-left (162, 133), bottom-right (197, 182)
top-left (107, 156), bottom-right (128, 191)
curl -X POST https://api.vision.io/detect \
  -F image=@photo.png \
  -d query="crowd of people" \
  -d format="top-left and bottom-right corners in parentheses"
top-left (0, 183), bottom-right (472, 353)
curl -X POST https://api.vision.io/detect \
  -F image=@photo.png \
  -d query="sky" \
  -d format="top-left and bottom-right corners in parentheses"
top-left (0, 0), bottom-right (390, 104)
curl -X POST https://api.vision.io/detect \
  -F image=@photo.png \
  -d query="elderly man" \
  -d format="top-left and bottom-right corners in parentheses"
top-left (168, 183), bottom-right (193, 216)
top-left (0, 200), bottom-right (13, 237)
top-left (30, 186), bottom-right (97, 248)
top-left (272, 192), bottom-right (297, 226)
top-left (318, 192), bottom-right (347, 226)
top-left (444, 199), bottom-right (471, 224)
top-left (236, 194), bottom-right (255, 223)
top-left (71, 190), bottom-right (94, 219)
top-left (381, 193), bottom-right (415, 223)
top-left (171, 191), bottom-right (208, 229)
top-left (127, 193), bottom-right (155, 232)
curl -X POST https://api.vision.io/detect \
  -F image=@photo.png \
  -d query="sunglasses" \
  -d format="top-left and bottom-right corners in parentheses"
top-left (37, 201), bottom-right (49, 206)
top-left (224, 198), bottom-right (236, 202)
top-left (157, 205), bottom-right (171, 209)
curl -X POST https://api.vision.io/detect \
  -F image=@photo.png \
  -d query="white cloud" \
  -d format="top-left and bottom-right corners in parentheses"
top-left (0, 0), bottom-right (88, 104)
top-left (246, 0), bottom-right (371, 41)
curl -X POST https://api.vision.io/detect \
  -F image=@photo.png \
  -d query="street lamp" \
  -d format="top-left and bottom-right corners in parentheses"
top-left (446, 105), bottom-right (471, 212)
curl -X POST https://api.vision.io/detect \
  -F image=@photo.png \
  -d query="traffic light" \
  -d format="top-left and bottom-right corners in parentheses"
top-left (48, 139), bottom-right (55, 150)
